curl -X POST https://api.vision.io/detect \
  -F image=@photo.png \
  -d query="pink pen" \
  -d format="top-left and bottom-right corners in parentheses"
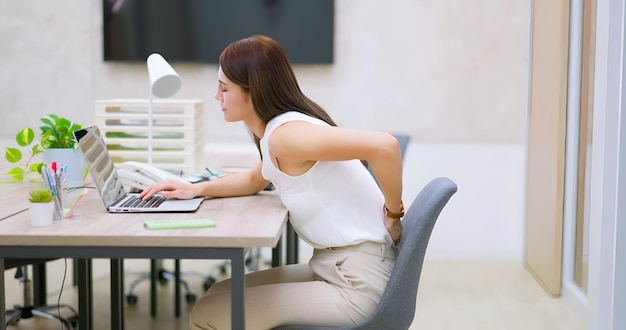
top-left (65, 188), bottom-right (89, 218)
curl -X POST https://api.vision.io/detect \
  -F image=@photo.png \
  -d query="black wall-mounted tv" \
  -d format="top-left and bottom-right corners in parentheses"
top-left (103, 0), bottom-right (334, 64)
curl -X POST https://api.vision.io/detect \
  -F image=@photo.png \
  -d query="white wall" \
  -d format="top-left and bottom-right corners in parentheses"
top-left (404, 144), bottom-right (526, 260)
top-left (0, 0), bottom-right (531, 260)
top-left (0, 0), bottom-right (530, 143)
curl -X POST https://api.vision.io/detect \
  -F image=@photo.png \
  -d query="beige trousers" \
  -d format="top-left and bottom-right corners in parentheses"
top-left (189, 241), bottom-right (397, 330)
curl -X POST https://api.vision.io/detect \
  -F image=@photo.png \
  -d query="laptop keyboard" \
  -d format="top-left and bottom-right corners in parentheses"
top-left (120, 195), bottom-right (166, 208)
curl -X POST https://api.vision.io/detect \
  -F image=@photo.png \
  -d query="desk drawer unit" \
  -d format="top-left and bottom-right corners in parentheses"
top-left (95, 99), bottom-right (204, 174)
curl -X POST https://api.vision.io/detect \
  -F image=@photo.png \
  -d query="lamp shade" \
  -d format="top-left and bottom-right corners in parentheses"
top-left (147, 53), bottom-right (181, 98)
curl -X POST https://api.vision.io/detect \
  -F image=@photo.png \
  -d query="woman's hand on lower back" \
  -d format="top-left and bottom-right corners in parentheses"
top-left (384, 216), bottom-right (403, 246)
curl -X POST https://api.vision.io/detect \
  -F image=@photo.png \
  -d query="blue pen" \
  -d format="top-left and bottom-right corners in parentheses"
top-left (47, 166), bottom-right (57, 196)
top-left (42, 165), bottom-right (54, 193)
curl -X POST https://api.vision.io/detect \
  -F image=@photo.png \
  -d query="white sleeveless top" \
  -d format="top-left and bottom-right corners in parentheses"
top-left (260, 111), bottom-right (394, 249)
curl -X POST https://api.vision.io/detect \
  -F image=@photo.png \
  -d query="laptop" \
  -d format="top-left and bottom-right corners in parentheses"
top-left (73, 126), bottom-right (204, 213)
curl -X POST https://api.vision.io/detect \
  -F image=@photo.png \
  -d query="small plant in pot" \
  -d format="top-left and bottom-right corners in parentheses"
top-left (29, 187), bottom-right (54, 203)
top-left (28, 187), bottom-right (55, 227)
top-left (4, 114), bottom-right (84, 185)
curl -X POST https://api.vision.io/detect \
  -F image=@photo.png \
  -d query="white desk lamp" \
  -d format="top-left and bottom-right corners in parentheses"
top-left (146, 53), bottom-right (181, 165)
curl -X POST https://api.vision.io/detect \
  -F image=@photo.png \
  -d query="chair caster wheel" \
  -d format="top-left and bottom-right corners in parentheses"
top-left (126, 294), bottom-right (138, 305)
top-left (68, 315), bottom-right (79, 327)
top-left (186, 293), bottom-right (197, 303)
top-left (203, 277), bottom-right (216, 291)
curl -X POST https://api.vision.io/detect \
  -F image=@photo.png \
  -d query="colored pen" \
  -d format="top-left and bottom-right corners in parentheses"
top-left (204, 167), bottom-right (221, 180)
top-left (65, 188), bottom-right (89, 218)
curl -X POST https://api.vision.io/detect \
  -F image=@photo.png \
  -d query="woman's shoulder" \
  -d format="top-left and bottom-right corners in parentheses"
top-left (263, 112), bottom-right (330, 143)
top-left (268, 111), bottom-right (328, 128)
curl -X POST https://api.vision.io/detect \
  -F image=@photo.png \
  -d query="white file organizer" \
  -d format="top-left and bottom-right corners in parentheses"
top-left (94, 99), bottom-right (204, 174)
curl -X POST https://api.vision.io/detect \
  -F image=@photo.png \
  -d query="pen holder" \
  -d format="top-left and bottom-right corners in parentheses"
top-left (53, 198), bottom-right (64, 221)
top-left (62, 188), bottom-right (88, 219)
top-left (41, 162), bottom-right (66, 221)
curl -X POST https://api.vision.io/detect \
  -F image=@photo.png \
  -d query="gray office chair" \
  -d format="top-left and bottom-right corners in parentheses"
top-left (4, 259), bottom-right (79, 329)
top-left (272, 177), bottom-right (457, 330)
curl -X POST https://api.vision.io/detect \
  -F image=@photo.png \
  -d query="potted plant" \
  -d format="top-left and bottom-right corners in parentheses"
top-left (4, 114), bottom-right (85, 187)
top-left (28, 187), bottom-right (55, 227)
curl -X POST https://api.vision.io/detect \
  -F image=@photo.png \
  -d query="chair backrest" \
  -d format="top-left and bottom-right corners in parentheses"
top-left (393, 134), bottom-right (410, 161)
top-left (273, 177), bottom-right (458, 330)
top-left (368, 134), bottom-right (411, 185)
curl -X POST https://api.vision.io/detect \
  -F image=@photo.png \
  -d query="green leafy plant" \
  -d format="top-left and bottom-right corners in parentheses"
top-left (28, 188), bottom-right (54, 203)
top-left (4, 114), bottom-right (83, 182)
top-left (39, 114), bottom-right (83, 149)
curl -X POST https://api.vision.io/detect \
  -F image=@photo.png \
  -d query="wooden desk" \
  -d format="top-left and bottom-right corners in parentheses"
top-left (0, 189), bottom-right (288, 329)
top-left (0, 179), bottom-right (55, 307)
top-left (0, 180), bottom-right (38, 220)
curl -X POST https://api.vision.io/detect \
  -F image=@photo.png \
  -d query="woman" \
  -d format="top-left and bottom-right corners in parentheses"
top-left (138, 35), bottom-right (404, 330)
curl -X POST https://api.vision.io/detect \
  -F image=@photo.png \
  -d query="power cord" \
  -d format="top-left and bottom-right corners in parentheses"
top-left (56, 258), bottom-right (68, 329)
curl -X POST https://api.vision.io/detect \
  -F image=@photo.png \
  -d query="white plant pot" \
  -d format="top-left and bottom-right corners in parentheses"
top-left (28, 202), bottom-right (54, 227)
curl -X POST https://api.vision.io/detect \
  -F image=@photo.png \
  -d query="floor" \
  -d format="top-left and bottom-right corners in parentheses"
top-left (3, 257), bottom-right (585, 330)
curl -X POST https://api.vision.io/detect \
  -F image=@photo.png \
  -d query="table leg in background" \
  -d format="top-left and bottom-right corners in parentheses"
top-left (272, 236), bottom-right (283, 267)
top-left (175, 259), bottom-right (181, 317)
top-left (111, 259), bottom-right (125, 329)
top-left (1, 258), bottom-right (5, 327)
top-left (150, 259), bottom-right (158, 318)
top-left (32, 262), bottom-right (47, 306)
top-left (77, 258), bottom-right (93, 330)
top-left (286, 222), bottom-right (299, 265)
top-left (73, 259), bottom-right (78, 287)
top-left (231, 249), bottom-right (246, 330)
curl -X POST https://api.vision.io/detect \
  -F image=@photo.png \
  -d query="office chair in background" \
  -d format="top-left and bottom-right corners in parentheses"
top-left (272, 177), bottom-right (458, 329)
top-left (124, 259), bottom-right (202, 318)
top-left (4, 259), bottom-right (79, 329)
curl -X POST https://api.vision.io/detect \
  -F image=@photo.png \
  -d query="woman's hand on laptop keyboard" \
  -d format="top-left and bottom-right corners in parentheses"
top-left (138, 178), bottom-right (199, 200)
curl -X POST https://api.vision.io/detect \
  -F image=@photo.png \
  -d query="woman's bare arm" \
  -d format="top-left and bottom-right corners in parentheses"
top-left (138, 160), bottom-right (269, 200)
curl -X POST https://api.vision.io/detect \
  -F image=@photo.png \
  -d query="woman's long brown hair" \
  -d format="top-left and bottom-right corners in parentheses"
top-left (219, 35), bottom-right (337, 151)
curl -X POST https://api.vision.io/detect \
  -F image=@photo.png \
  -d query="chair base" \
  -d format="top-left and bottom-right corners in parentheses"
top-left (124, 267), bottom-right (200, 305)
top-left (5, 304), bottom-right (78, 329)
top-left (203, 248), bottom-right (271, 290)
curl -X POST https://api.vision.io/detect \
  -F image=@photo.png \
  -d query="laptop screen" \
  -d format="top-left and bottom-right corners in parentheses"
top-left (74, 126), bottom-right (127, 208)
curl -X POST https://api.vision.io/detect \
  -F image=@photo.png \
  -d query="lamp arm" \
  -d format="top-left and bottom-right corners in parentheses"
top-left (148, 91), bottom-right (153, 165)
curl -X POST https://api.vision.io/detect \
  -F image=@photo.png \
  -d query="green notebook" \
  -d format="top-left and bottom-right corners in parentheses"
top-left (143, 219), bottom-right (216, 230)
